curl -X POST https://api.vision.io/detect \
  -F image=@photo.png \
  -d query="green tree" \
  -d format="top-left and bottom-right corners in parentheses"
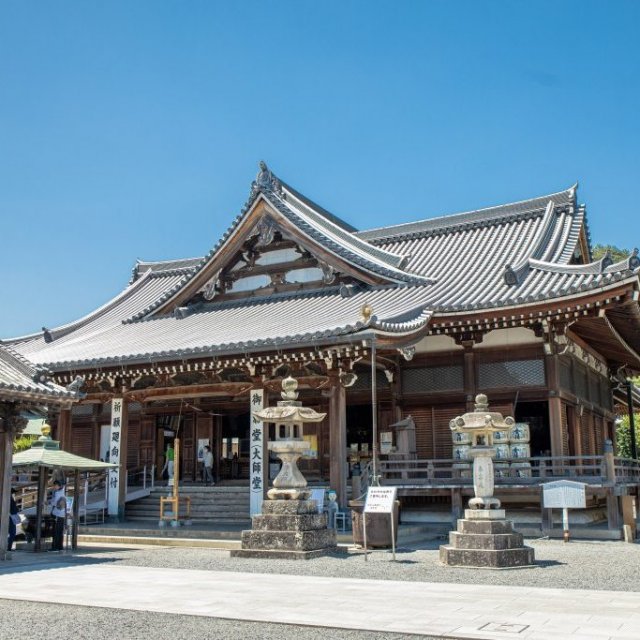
top-left (615, 414), bottom-right (640, 458)
top-left (13, 435), bottom-right (35, 454)
top-left (592, 244), bottom-right (630, 262)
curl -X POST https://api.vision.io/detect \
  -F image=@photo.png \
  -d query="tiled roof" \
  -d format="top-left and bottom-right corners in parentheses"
top-left (10, 269), bottom-right (186, 357)
top-left (364, 186), bottom-right (632, 312)
top-left (6, 167), bottom-right (639, 371)
top-left (0, 344), bottom-right (77, 402)
top-left (357, 185), bottom-right (577, 242)
top-left (21, 285), bottom-right (433, 369)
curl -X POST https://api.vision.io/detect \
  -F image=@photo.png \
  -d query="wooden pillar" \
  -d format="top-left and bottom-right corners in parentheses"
top-left (117, 400), bottom-right (129, 520)
top-left (0, 428), bottom-right (12, 559)
top-left (463, 346), bottom-right (475, 411)
top-left (57, 408), bottom-right (72, 451)
top-left (545, 354), bottom-right (564, 458)
top-left (34, 467), bottom-right (47, 552)
top-left (548, 397), bottom-right (564, 458)
top-left (329, 381), bottom-right (347, 508)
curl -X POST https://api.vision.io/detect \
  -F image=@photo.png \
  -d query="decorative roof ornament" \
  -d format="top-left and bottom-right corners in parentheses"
top-left (601, 250), bottom-right (614, 271)
top-left (398, 346), bottom-right (415, 361)
top-left (360, 303), bottom-right (373, 323)
top-left (254, 160), bottom-right (283, 195)
top-left (203, 270), bottom-right (221, 301)
top-left (319, 260), bottom-right (337, 284)
top-left (255, 218), bottom-right (277, 247)
top-left (629, 248), bottom-right (640, 271)
top-left (503, 264), bottom-right (518, 286)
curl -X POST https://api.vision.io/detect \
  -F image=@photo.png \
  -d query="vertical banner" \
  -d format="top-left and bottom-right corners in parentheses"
top-left (107, 398), bottom-right (123, 516)
top-left (249, 389), bottom-right (265, 517)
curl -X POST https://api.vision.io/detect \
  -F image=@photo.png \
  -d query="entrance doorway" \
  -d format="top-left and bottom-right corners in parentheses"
top-left (514, 401), bottom-right (550, 457)
top-left (346, 404), bottom-right (373, 476)
top-left (220, 412), bottom-right (249, 480)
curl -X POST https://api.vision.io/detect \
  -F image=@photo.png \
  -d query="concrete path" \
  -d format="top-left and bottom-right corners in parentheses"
top-left (0, 562), bottom-right (638, 639)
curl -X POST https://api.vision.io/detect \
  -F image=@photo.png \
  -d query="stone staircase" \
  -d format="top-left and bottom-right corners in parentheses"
top-left (125, 485), bottom-right (250, 525)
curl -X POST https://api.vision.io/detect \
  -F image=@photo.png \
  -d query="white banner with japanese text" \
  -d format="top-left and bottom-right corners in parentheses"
top-left (249, 389), bottom-right (265, 516)
top-left (107, 398), bottom-right (123, 516)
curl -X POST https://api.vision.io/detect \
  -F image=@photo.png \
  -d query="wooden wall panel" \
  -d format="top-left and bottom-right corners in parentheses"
top-left (72, 425), bottom-right (93, 459)
top-left (139, 416), bottom-right (156, 468)
top-left (127, 418), bottom-right (140, 467)
top-left (409, 408), bottom-right (433, 459)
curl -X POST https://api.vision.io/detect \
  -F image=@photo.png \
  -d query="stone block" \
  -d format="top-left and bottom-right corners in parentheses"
top-left (230, 548), bottom-right (336, 560)
top-left (464, 509), bottom-right (506, 520)
top-left (251, 514), bottom-right (327, 532)
top-left (261, 500), bottom-right (318, 515)
top-left (457, 519), bottom-right (514, 535)
top-left (241, 528), bottom-right (336, 552)
top-left (448, 531), bottom-right (524, 550)
top-left (439, 545), bottom-right (535, 568)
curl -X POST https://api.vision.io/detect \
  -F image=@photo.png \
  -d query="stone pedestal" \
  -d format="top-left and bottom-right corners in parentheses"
top-left (440, 509), bottom-right (534, 568)
top-left (231, 499), bottom-right (337, 560)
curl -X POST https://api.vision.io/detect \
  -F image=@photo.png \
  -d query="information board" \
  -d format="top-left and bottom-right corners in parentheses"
top-left (364, 486), bottom-right (397, 513)
top-left (542, 480), bottom-right (587, 509)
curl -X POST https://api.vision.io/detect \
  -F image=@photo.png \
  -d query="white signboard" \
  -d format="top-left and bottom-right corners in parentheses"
top-left (249, 389), bottom-right (265, 517)
top-left (542, 480), bottom-right (587, 509)
top-left (380, 432), bottom-right (393, 455)
top-left (107, 398), bottom-right (123, 516)
top-left (364, 486), bottom-right (397, 513)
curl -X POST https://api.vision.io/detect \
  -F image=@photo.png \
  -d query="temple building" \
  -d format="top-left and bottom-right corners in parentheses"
top-left (5, 162), bottom-right (640, 515)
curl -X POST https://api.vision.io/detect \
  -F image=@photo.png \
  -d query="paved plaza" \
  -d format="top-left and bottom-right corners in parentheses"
top-left (1, 540), bottom-right (639, 639)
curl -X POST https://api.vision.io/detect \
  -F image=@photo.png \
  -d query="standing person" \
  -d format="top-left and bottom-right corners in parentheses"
top-left (203, 445), bottom-right (214, 485)
top-left (8, 489), bottom-right (19, 552)
top-left (161, 442), bottom-right (175, 486)
top-left (49, 480), bottom-right (66, 552)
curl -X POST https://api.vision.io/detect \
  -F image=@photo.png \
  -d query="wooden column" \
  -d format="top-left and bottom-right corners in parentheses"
top-left (548, 397), bottom-right (564, 458)
top-left (0, 427), bottom-right (12, 559)
top-left (329, 381), bottom-right (347, 508)
top-left (463, 346), bottom-right (476, 411)
top-left (117, 400), bottom-right (129, 520)
top-left (57, 408), bottom-right (72, 451)
top-left (546, 354), bottom-right (564, 457)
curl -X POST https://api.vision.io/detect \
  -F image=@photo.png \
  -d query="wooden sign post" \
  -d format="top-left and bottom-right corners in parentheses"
top-left (542, 480), bottom-right (587, 542)
top-left (363, 486), bottom-right (397, 562)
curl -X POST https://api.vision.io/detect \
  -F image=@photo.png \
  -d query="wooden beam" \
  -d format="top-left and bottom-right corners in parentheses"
top-left (328, 381), bottom-right (347, 508)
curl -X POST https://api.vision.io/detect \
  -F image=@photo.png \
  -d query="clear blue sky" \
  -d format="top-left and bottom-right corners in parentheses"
top-left (1, 1), bottom-right (638, 338)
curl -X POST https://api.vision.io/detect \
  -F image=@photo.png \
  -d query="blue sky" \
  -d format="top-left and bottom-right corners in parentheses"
top-left (1, 1), bottom-right (638, 338)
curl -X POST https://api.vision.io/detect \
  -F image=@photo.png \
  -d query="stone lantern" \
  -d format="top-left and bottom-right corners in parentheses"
top-left (258, 375), bottom-right (325, 500)
top-left (449, 393), bottom-right (514, 510)
top-left (231, 376), bottom-right (337, 559)
top-left (440, 394), bottom-right (535, 568)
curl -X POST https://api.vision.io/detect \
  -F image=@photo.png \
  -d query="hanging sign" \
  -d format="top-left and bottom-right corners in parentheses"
top-left (107, 398), bottom-right (123, 516)
top-left (249, 389), bottom-right (265, 517)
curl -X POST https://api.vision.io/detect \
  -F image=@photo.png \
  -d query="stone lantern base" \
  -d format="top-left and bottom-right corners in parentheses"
top-left (231, 499), bottom-right (337, 560)
top-left (439, 509), bottom-right (534, 568)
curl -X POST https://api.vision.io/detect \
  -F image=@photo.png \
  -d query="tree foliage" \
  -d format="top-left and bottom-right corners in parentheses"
top-left (615, 414), bottom-right (640, 459)
top-left (13, 435), bottom-right (35, 454)
top-left (592, 244), bottom-right (630, 262)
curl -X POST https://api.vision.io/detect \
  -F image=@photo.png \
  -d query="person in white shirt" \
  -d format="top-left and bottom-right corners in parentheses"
top-left (203, 445), bottom-right (214, 485)
top-left (49, 479), bottom-right (66, 551)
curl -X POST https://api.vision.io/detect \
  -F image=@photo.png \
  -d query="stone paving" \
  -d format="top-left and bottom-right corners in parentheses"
top-left (1, 543), bottom-right (639, 639)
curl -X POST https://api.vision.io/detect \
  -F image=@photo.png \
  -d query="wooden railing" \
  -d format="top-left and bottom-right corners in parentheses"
top-left (374, 455), bottom-right (640, 488)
